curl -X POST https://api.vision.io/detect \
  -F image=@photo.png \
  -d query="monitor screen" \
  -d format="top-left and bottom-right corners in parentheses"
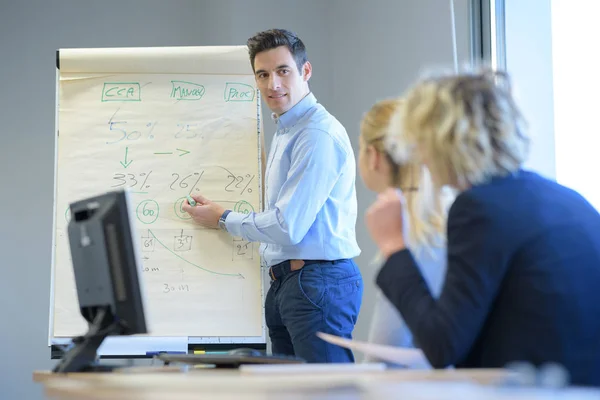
top-left (54, 189), bottom-right (148, 372)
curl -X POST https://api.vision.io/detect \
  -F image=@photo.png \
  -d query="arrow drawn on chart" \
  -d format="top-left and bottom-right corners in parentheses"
top-left (148, 229), bottom-right (244, 278)
top-left (120, 146), bottom-right (133, 168)
top-left (153, 148), bottom-right (190, 157)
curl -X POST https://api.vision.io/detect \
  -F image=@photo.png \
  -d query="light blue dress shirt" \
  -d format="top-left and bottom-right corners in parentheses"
top-left (365, 188), bottom-right (455, 365)
top-left (225, 92), bottom-right (361, 267)
top-left (367, 245), bottom-right (447, 357)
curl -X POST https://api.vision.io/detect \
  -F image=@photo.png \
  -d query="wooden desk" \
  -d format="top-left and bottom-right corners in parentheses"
top-left (35, 366), bottom-right (600, 400)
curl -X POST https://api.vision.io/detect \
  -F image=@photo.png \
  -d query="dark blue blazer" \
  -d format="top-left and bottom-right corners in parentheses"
top-left (377, 170), bottom-right (600, 386)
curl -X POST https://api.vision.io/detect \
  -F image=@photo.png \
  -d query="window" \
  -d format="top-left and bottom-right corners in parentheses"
top-left (551, 0), bottom-right (600, 210)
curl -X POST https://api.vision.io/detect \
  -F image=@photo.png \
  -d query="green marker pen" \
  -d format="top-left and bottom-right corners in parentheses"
top-left (186, 195), bottom-right (196, 206)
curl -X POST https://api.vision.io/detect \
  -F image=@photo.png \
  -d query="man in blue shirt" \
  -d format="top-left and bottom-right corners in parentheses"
top-left (182, 29), bottom-right (362, 363)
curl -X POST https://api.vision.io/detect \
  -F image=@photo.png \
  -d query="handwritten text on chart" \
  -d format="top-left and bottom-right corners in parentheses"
top-left (106, 108), bottom-right (243, 145)
top-left (163, 284), bottom-right (190, 293)
top-left (109, 169), bottom-right (255, 196)
top-left (141, 230), bottom-right (196, 255)
top-left (101, 81), bottom-right (255, 103)
top-left (132, 197), bottom-right (254, 225)
top-left (63, 206), bottom-right (254, 280)
top-left (143, 229), bottom-right (245, 279)
top-left (224, 83), bottom-right (255, 102)
top-left (170, 81), bottom-right (205, 101)
top-left (102, 83), bottom-right (141, 102)
top-left (104, 167), bottom-right (256, 225)
top-left (233, 237), bottom-right (254, 261)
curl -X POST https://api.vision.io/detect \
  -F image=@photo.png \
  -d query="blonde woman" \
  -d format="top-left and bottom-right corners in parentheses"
top-left (358, 99), bottom-right (452, 360)
top-left (365, 68), bottom-right (600, 386)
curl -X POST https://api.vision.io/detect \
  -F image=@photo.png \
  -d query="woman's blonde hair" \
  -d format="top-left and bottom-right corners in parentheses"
top-left (389, 68), bottom-right (529, 188)
top-left (361, 98), bottom-right (450, 251)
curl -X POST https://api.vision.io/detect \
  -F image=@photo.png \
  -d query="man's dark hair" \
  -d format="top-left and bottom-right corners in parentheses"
top-left (247, 29), bottom-right (308, 73)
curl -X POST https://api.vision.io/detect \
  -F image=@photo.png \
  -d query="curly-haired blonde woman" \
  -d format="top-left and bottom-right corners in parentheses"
top-left (366, 69), bottom-right (600, 386)
top-left (357, 99), bottom-right (452, 360)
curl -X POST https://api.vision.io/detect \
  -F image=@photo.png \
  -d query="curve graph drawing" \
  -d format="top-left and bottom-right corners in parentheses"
top-left (147, 229), bottom-right (244, 278)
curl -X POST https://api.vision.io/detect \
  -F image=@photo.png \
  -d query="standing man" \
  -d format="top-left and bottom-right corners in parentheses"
top-left (182, 29), bottom-right (362, 363)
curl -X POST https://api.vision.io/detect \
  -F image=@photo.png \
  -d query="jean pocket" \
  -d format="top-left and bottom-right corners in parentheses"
top-left (298, 266), bottom-right (327, 309)
top-left (332, 274), bottom-right (363, 300)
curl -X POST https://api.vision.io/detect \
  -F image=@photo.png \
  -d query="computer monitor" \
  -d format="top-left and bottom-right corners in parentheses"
top-left (53, 189), bottom-right (148, 373)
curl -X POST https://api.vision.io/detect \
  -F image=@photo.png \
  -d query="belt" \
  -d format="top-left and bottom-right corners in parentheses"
top-left (268, 259), bottom-right (340, 281)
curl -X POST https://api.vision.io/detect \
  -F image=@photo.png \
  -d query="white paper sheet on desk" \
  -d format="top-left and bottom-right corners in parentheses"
top-left (316, 332), bottom-right (431, 369)
top-left (97, 336), bottom-right (188, 356)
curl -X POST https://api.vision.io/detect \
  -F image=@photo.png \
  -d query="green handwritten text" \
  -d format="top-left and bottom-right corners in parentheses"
top-left (102, 82), bottom-right (141, 102)
top-left (170, 81), bottom-right (205, 101)
top-left (224, 82), bottom-right (255, 102)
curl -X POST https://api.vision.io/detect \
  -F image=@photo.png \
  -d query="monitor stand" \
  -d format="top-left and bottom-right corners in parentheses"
top-left (53, 307), bottom-right (122, 373)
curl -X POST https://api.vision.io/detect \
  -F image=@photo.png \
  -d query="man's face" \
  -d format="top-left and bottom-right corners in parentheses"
top-left (253, 46), bottom-right (312, 116)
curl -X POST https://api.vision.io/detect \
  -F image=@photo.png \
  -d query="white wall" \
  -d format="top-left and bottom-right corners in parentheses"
top-left (327, 0), bottom-right (472, 348)
top-left (0, 1), bottom-right (472, 398)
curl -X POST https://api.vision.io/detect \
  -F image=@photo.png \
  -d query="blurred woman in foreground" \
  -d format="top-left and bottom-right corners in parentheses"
top-left (366, 68), bottom-right (600, 386)
top-left (357, 98), bottom-right (451, 365)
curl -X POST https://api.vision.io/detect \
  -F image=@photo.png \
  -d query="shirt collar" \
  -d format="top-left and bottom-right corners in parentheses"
top-left (271, 92), bottom-right (317, 129)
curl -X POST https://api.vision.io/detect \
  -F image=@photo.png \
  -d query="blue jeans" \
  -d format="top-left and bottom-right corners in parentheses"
top-left (265, 259), bottom-right (363, 363)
